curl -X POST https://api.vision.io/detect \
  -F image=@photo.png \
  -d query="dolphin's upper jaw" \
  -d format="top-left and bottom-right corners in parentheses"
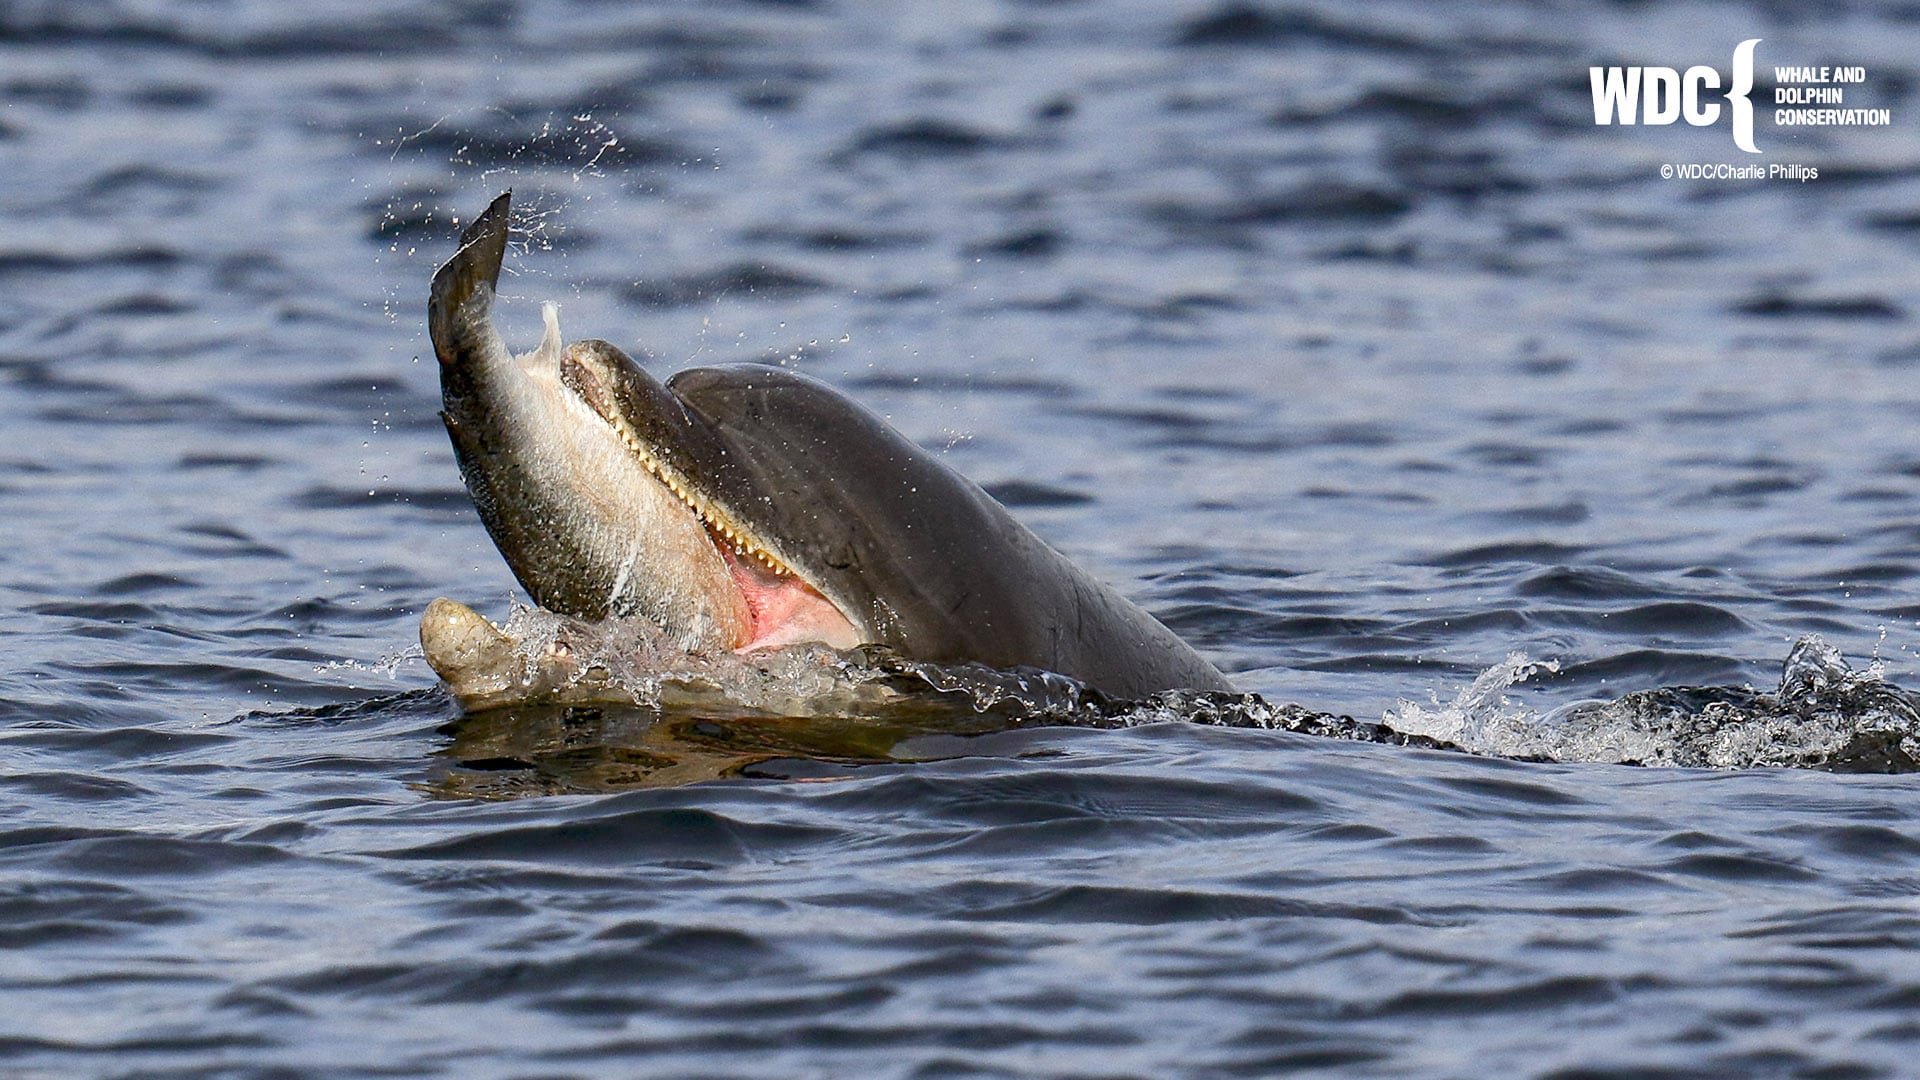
top-left (555, 339), bottom-right (864, 653)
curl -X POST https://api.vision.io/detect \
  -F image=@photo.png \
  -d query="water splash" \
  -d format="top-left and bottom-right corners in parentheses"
top-left (1384, 636), bottom-right (1920, 772)
top-left (1572, 635), bottom-right (1920, 771)
top-left (418, 598), bottom-right (892, 717)
top-left (317, 642), bottom-right (425, 681)
top-left (1382, 653), bottom-right (1561, 753)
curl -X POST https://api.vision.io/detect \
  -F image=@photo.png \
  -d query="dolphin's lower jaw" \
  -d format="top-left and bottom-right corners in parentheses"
top-left (429, 192), bottom-right (1236, 700)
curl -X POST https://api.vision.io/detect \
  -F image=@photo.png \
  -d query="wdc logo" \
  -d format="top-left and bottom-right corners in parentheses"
top-left (1589, 39), bottom-right (1762, 153)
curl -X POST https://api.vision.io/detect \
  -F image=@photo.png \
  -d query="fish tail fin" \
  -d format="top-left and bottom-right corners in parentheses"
top-left (428, 191), bottom-right (512, 368)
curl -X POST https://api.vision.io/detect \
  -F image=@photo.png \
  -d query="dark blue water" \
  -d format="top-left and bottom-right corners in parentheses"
top-left (5, 1), bottom-right (1920, 1076)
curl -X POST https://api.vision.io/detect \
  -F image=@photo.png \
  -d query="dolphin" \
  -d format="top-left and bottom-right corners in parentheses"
top-left (427, 191), bottom-right (1233, 700)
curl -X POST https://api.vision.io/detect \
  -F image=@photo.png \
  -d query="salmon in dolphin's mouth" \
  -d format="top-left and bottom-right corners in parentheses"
top-left (428, 193), bottom-right (859, 654)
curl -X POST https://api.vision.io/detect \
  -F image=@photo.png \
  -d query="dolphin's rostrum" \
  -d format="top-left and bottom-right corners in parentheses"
top-left (428, 192), bottom-right (1233, 699)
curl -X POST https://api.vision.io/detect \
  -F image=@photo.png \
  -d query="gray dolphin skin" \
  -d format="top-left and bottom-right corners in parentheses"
top-left (428, 191), bottom-right (1234, 700)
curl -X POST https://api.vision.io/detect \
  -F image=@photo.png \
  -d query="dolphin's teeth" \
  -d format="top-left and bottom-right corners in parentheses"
top-left (606, 407), bottom-right (800, 580)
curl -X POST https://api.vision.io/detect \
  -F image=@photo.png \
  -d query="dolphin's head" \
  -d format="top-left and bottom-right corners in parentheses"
top-left (428, 192), bottom-right (863, 653)
top-left (552, 339), bottom-right (903, 651)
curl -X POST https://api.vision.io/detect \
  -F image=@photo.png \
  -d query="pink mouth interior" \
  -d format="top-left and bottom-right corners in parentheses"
top-left (712, 530), bottom-right (859, 651)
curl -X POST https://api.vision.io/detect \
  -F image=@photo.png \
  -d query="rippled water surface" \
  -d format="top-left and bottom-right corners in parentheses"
top-left (6, 1), bottom-right (1920, 1076)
